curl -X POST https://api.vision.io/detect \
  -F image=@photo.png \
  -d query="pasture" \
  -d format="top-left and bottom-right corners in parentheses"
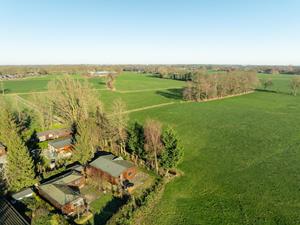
top-left (3, 72), bottom-right (300, 224)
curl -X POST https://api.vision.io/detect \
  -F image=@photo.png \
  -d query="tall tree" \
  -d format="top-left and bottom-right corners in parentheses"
top-left (127, 121), bottom-right (145, 160)
top-left (160, 127), bottom-right (184, 172)
top-left (48, 76), bottom-right (101, 124)
top-left (0, 103), bottom-right (36, 192)
top-left (106, 74), bottom-right (116, 91)
top-left (144, 119), bottom-right (163, 173)
top-left (95, 107), bottom-right (113, 150)
top-left (110, 99), bottom-right (128, 155)
top-left (73, 118), bottom-right (97, 165)
top-left (290, 76), bottom-right (300, 96)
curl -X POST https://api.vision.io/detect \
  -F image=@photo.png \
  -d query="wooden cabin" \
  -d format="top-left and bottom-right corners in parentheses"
top-left (48, 137), bottom-right (73, 159)
top-left (37, 128), bottom-right (71, 142)
top-left (86, 154), bottom-right (137, 185)
top-left (38, 170), bottom-right (86, 215)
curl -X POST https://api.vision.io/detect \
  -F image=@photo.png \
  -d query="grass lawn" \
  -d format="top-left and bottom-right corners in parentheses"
top-left (89, 194), bottom-right (125, 225)
top-left (129, 89), bottom-right (300, 224)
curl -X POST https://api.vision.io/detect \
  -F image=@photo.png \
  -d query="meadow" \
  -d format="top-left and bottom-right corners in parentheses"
top-left (3, 72), bottom-right (300, 224)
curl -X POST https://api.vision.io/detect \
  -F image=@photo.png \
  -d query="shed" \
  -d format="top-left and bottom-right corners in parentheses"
top-left (38, 170), bottom-right (85, 215)
top-left (48, 137), bottom-right (73, 158)
top-left (87, 154), bottom-right (136, 185)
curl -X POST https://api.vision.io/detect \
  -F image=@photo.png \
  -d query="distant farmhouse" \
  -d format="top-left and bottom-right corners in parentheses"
top-left (37, 128), bottom-right (71, 142)
top-left (87, 71), bottom-right (117, 77)
top-left (87, 154), bottom-right (136, 185)
top-left (38, 170), bottom-right (86, 215)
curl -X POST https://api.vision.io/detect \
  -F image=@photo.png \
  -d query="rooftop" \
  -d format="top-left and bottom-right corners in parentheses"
top-left (12, 188), bottom-right (33, 201)
top-left (37, 128), bottom-right (71, 137)
top-left (89, 154), bottom-right (134, 178)
top-left (39, 171), bottom-right (83, 206)
top-left (0, 197), bottom-right (30, 225)
top-left (48, 137), bottom-right (72, 149)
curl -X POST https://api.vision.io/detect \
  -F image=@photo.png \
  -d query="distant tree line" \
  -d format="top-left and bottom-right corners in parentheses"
top-left (1, 64), bottom-right (300, 80)
top-left (0, 65), bottom-right (123, 78)
top-left (182, 70), bottom-right (259, 101)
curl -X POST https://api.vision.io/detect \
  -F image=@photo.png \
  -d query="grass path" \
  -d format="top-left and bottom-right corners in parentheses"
top-left (122, 102), bottom-right (176, 114)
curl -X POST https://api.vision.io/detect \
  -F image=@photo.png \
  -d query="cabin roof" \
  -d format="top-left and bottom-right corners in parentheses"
top-left (48, 138), bottom-right (72, 149)
top-left (0, 197), bottom-right (30, 225)
top-left (39, 171), bottom-right (83, 206)
top-left (89, 154), bottom-right (134, 178)
top-left (37, 128), bottom-right (71, 137)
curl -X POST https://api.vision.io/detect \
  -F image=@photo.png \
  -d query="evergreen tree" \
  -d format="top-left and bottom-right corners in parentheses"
top-left (160, 127), bottom-right (184, 170)
top-left (127, 122), bottom-right (145, 159)
top-left (0, 105), bottom-right (36, 192)
top-left (73, 118), bottom-right (97, 165)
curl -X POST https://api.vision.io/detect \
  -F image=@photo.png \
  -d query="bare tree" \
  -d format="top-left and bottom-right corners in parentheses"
top-left (110, 99), bottom-right (128, 155)
top-left (106, 74), bottom-right (116, 91)
top-left (0, 80), bottom-right (4, 95)
top-left (47, 76), bottom-right (101, 124)
top-left (290, 76), bottom-right (300, 96)
top-left (144, 119), bottom-right (163, 173)
top-left (32, 93), bottom-right (53, 130)
top-left (261, 78), bottom-right (273, 90)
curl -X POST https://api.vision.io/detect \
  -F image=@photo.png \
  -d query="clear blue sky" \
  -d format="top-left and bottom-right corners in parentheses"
top-left (0, 0), bottom-right (299, 65)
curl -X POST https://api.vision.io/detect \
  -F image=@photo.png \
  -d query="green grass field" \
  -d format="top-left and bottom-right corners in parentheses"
top-left (3, 72), bottom-right (300, 224)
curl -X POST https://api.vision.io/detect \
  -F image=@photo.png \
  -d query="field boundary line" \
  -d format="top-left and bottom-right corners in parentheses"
top-left (121, 102), bottom-right (175, 114)
top-left (115, 87), bottom-right (182, 94)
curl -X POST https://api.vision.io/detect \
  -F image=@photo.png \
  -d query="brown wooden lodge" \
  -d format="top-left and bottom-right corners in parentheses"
top-left (86, 153), bottom-right (137, 185)
top-left (38, 170), bottom-right (86, 215)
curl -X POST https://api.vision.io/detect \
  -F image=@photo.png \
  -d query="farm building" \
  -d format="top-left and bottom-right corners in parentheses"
top-left (86, 154), bottom-right (137, 185)
top-left (48, 137), bottom-right (73, 159)
top-left (38, 170), bottom-right (86, 215)
top-left (0, 196), bottom-right (30, 225)
top-left (37, 128), bottom-right (71, 142)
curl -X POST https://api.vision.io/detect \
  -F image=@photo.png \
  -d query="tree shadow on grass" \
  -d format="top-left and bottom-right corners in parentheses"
top-left (255, 88), bottom-right (290, 96)
top-left (156, 88), bottom-right (183, 100)
top-left (93, 197), bottom-right (126, 225)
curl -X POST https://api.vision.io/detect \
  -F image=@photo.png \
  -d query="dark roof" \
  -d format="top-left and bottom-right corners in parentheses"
top-left (89, 154), bottom-right (134, 178)
top-left (0, 197), bottom-right (30, 225)
top-left (37, 128), bottom-right (71, 137)
top-left (48, 138), bottom-right (72, 149)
